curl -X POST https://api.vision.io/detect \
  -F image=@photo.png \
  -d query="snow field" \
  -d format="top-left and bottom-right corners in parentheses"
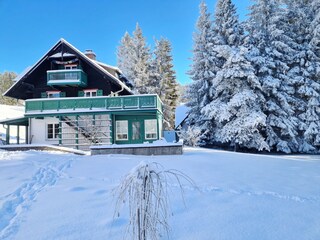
top-left (0, 148), bottom-right (320, 239)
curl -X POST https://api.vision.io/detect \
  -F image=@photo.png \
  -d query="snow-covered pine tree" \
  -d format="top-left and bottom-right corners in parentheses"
top-left (281, 0), bottom-right (320, 152)
top-left (149, 38), bottom-right (179, 129)
top-left (150, 38), bottom-right (179, 130)
top-left (300, 0), bottom-right (320, 150)
top-left (131, 23), bottom-right (152, 94)
top-left (245, 0), bottom-right (302, 153)
top-left (186, 1), bottom-right (216, 145)
top-left (117, 32), bottom-right (136, 86)
top-left (202, 0), bottom-right (268, 151)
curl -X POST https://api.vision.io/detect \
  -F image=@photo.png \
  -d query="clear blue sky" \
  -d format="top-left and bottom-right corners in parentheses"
top-left (0, 0), bottom-right (250, 85)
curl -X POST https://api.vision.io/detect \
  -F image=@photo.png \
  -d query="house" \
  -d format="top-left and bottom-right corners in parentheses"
top-left (1, 39), bottom-right (164, 150)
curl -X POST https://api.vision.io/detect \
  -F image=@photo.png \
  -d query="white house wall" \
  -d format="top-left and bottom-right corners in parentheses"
top-left (30, 117), bottom-right (59, 145)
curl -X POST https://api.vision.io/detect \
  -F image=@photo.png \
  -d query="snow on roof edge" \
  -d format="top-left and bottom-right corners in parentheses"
top-left (62, 39), bottom-right (133, 94)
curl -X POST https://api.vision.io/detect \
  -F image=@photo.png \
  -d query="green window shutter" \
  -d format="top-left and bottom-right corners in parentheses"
top-left (60, 92), bottom-right (66, 97)
top-left (97, 90), bottom-right (103, 96)
top-left (78, 91), bottom-right (84, 97)
top-left (41, 92), bottom-right (47, 98)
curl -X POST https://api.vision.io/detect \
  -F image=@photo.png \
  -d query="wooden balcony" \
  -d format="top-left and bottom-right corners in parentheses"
top-left (47, 69), bottom-right (87, 87)
top-left (25, 94), bottom-right (162, 116)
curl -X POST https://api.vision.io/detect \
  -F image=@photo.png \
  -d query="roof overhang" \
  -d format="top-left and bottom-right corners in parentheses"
top-left (0, 117), bottom-right (29, 126)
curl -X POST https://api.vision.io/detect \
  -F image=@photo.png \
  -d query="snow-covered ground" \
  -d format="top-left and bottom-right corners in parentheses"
top-left (0, 148), bottom-right (319, 240)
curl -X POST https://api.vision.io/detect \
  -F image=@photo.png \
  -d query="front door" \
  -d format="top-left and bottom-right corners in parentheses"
top-left (131, 121), bottom-right (142, 144)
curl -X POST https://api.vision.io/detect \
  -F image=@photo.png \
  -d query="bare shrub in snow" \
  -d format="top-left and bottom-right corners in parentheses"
top-left (113, 161), bottom-right (195, 240)
top-left (179, 126), bottom-right (201, 147)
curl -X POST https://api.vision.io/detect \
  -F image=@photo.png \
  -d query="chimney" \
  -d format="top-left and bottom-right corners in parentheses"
top-left (84, 49), bottom-right (96, 60)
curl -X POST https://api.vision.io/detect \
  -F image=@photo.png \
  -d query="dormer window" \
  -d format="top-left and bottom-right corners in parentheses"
top-left (47, 91), bottom-right (61, 98)
top-left (84, 89), bottom-right (98, 97)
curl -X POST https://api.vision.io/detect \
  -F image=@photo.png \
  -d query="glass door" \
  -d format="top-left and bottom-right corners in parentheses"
top-left (131, 121), bottom-right (142, 143)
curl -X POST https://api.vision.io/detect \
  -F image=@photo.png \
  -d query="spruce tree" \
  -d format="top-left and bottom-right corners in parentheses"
top-left (131, 23), bottom-right (152, 94)
top-left (186, 1), bottom-right (216, 145)
top-left (202, 0), bottom-right (268, 151)
top-left (246, 0), bottom-right (302, 153)
top-left (282, 0), bottom-right (320, 152)
top-left (151, 38), bottom-right (179, 130)
top-left (117, 32), bottom-right (135, 85)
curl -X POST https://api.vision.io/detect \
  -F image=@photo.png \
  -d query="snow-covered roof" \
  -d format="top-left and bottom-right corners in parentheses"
top-left (48, 52), bottom-right (76, 58)
top-left (60, 39), bottom-right (133, 94)
top-left (175, 103), bottom-right (189, 127)
top-left (0, 104), bottom-right (24, 121)
top-left (93, 60), bottom-right (121, 73)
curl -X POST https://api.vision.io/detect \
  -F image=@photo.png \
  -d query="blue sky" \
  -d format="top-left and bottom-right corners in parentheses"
top-left (0, 0), bottom-right (250, 85)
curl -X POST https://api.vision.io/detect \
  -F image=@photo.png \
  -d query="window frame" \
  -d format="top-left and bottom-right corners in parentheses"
top-left (46, 123), bottom-right (60, 140)
top-left (144, 119), bottom-right (158, 140)
top-left (84, 89), bottom-right (98, 97)
top-left (116, 120), bottom-right (128, 141)
top-left (46, 91), bottom-right (61, 98)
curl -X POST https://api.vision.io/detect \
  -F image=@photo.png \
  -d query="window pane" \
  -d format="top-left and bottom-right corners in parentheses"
top-left (116, 120), bottom-right (128, 140)
top-left (145, 119), bottom-right (157, 139)
top-left (54, 124), bottom-right (59, 139)
top-left (92, 92), bottom-right (97, 97)
top-left (47, 124), bottom-right (53, 139)
top-left (132, 121), bottom-right (140, 140)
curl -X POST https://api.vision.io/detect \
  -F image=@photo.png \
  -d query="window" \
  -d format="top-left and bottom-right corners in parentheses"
top-left (64, 65), bottom-right (78, 70)
top-left (47, 91), bottom-right (60, 98)
top-left (84, 89), bottom-right (98, 97)
top-left (64, 65), bottom-right (78, 80)
top-left (47, 123), bottom-right (59, 139)
top-left (145, 119), bottom-right (157, 139)
top-left (116, 120), bottom-right (128, 140)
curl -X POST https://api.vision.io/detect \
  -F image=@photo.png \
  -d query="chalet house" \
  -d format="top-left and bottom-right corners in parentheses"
top-left (1, 39), bottom-right (163, 150)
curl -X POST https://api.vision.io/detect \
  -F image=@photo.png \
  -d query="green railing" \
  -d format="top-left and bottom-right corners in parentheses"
top-left (25, 95), bottom-right (162, 115)
top-left (47, 69), bottom-right (87, 87)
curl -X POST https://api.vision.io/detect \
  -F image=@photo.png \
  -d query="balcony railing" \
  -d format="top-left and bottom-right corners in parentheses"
top-left (47, 69), bottom-right (87, 87)
top-left (25, 94), bottom-right (162, 115)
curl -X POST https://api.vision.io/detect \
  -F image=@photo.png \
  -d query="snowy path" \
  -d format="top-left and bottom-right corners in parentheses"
top-left (0, 158), bottom-right (73, 240)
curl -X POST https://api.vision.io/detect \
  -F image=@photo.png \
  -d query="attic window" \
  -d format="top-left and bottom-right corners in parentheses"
top-left (47, 91), bottom-right (61, 98)
top-left (65, 64), bottom-right (77, 69)
top-left (84, 89), bottom-right (98, 97)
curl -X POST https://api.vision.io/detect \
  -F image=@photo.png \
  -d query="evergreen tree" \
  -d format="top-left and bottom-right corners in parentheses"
top-left (202, 0), bottom-right (268, 151)
top-left (131, 23), bottom-right (152, 94)
top-left (117, 24), bottom-right (152, 94)
top-left (0, 72), bottom-right (18, 105)
top-left (246, 0), bottom-right (302, 153)
top-left (117, 32), bottom-right (135, 85)
top-left (282, 0), bottom-right (320, 152)
top-left (151, 38), bottom-right (179, 129)
top-left (186, 1), bottom-right (216, 145)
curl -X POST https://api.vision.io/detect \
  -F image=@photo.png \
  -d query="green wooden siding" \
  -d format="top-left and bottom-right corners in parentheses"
top-left (25, 95), bottom-right (162, 115)
top-left (114, 114), bottom-right (159, 144)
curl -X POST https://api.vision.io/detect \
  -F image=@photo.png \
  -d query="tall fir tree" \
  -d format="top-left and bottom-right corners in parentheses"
top-left (246, 0), bottom-right (303, 153)
top-left (202, 0), bottom-right (268, 151)
top-left (117, 24), bottom-right (152, 94)
top-left (150, 38), bottom-right (179, 129)
top-left (131, 23), bottom-right (152, 94)
top-left (282, 0), bottom-right (320, 152)
top-left (186, 1), bottom-right (216, 145)
top-left (117, 32), bottom-right (135, 85)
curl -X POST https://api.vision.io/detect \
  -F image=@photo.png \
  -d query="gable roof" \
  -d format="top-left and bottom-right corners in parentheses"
top-left (4, 38), bottom-right (133, 99)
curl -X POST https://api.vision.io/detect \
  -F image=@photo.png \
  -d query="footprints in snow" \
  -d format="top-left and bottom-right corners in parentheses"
top-left (0, 160), bottom-right (73, 240)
